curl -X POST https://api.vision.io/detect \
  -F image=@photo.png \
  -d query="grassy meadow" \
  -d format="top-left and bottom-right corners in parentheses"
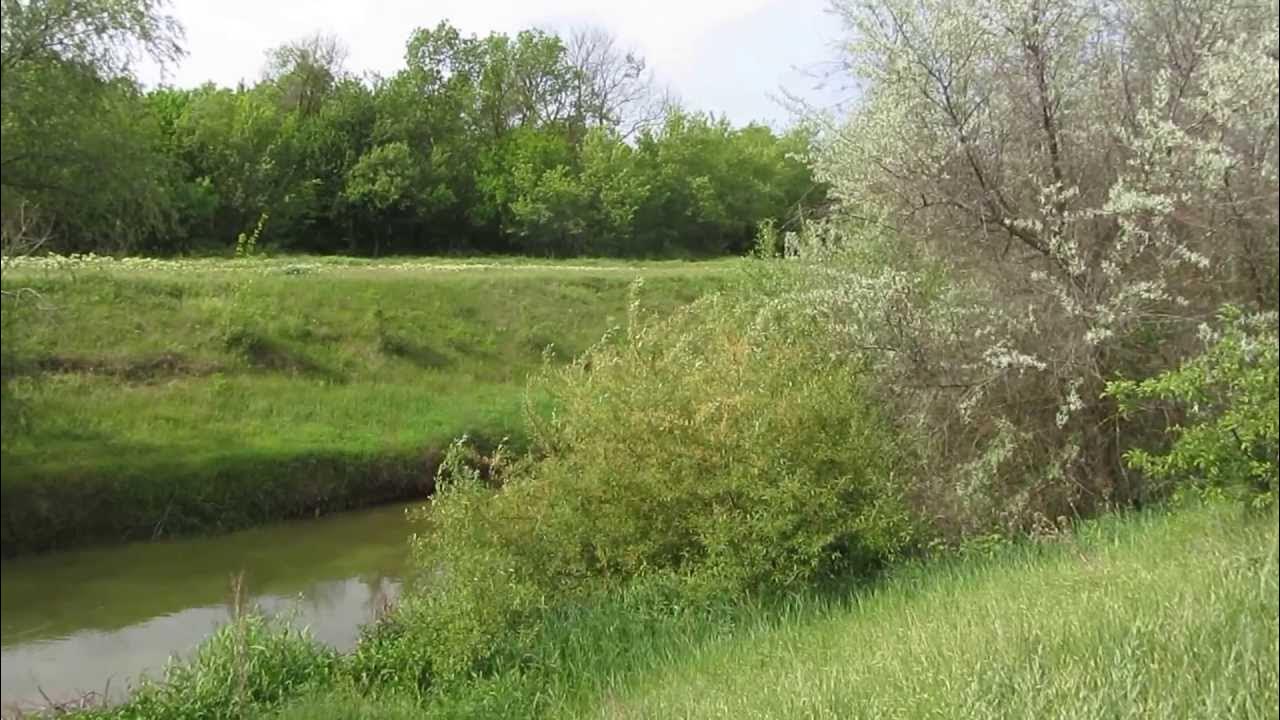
top-left (0, 256), bottom-right (737, 555)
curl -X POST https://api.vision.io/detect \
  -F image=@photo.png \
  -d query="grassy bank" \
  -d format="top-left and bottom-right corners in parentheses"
top-left (81, 503), bottom-right (1277, 719)
top-left (588, 507), bottom-right (1278, 720)
top-left (0, 256), bottom-right (737, 555)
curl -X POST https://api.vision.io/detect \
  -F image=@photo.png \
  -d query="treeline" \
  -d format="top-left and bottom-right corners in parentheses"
top-left (2, 12), bottom-right (821, 257)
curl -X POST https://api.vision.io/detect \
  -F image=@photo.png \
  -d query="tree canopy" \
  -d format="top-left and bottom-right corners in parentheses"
top-left (1, 2), bottom-right (822, 257)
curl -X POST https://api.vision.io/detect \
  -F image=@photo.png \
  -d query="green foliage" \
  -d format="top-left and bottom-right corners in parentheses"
top-left (1108, 308), bottom-right (1279, 504)
top-left (258, 687), bottom-right (425, 720)
top-left (408, 291), bottom-right (913, 678)
top-left (1, 69), bottom-right (179, 252)
top-left (752, 218), bottom-right (782, 258)
top-left (4, 9), bottom-right (821, 257)
top-left (344, 601), bottom-right (436, 696)
top-left (162, 86), bottom-right (324, 251)
top-left (344, 143), bottom-right (428, 213)
top-left (631, 114), bottom-right (819, 255)
top-left (235, 212), bottom-right (268, 258)
top-left (577, 129), bottom-right (649, 253)
top-left (87, 611), bottom-right (337, 720)
top-left (1, 0), bottom-right (185, 252)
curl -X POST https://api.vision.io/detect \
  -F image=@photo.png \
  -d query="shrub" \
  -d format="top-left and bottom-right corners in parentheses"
top-left (345, 603), bottom-right (436, 695)
top-left (234, 212), bottom-right (268, 258)
top-left (752, 218), bottom-right (783, 258)
top-left (95, 609), bottom-right (337, 720)
top-left (768, 228), bottom-right (1111, 538)
top-left (1108, 308), bottom-right (1279, 505)
top-left (407, 289), bottom-right (915, 679)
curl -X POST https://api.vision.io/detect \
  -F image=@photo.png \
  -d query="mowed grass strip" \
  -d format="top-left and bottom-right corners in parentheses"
top-left (0, 257), bottom-right (738, 554)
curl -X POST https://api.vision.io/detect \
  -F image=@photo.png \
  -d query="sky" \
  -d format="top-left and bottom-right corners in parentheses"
top-left (140, 0), bottom-right (855, 127)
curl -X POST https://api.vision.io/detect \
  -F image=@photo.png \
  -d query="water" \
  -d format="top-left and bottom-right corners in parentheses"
top-left (1, 502), bottom-right (421, 714)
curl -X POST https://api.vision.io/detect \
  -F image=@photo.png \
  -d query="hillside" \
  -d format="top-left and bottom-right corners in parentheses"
top-left (0, 256), bottom-right (736, 554)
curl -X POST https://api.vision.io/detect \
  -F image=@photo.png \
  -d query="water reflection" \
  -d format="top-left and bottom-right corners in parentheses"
top-left (1, 503), bottom-right (417, 713)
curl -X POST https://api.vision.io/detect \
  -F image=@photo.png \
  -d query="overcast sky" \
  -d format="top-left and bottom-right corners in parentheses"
top-left (140, 0), bottom-right (854, 127)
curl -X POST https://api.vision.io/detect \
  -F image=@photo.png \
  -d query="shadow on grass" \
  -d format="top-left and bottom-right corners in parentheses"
top-left (379, 335), bottom-right (452, 370)
top-left (227, 330), bottom-right (347, 382)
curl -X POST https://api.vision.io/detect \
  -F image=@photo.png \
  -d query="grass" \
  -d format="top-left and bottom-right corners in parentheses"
top-left (99, 502), bottom-right (1273, 720)
top-left (0, 256), bottom-right (738, 555)
top-left (589, 507), bottom-right (1278, 720)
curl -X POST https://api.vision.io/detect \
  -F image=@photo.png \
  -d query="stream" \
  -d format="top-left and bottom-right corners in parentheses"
top-left (1, 502), bottom-right (420, 714)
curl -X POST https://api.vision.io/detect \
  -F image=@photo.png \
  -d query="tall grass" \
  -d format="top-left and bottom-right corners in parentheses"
top-left (584, 505), bottom-right (1278, 720)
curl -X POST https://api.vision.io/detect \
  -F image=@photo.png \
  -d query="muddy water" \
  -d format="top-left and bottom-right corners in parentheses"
top-left (1, 502), bottom-right (420, 714)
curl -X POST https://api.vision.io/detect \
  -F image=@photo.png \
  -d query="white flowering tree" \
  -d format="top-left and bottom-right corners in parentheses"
top-left (790, 0), bottom-right (1278, 534)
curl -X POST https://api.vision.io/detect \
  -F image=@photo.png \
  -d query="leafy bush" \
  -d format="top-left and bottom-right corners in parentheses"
top-left (406, 289), bottom-right (914, 679)
top-left (1108, 308), bottom-right (1279, 505)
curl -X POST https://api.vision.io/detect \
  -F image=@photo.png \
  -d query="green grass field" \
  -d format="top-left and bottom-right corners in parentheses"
top-left (256, 504), bottom-right (1278, 720)
top-left (0, 256), bottom-right (738, 554)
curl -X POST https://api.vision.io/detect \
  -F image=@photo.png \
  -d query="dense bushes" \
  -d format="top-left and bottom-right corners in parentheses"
top-left (399, 291), bottom-right (913, 679)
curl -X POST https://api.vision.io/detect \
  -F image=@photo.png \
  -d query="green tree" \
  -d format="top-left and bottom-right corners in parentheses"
top-left (577, 128), bottom-right (649, 255)
top-left (1, 0), bottom-right (185, 252)
top-left (1108, 308), bottom-right (1279, 504)
top-left (166, 85), bottom-right (299, 246)
top-left (4, 11), bottom-right (826, 257)
top-left (263, 32), bottom-right (347, 116)
top-left (633, 111), bottom-right (818, 255)
top-left (489, 128), bottom-right (581, 254)
top-left (342, 141), bottom-right (453, 255)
